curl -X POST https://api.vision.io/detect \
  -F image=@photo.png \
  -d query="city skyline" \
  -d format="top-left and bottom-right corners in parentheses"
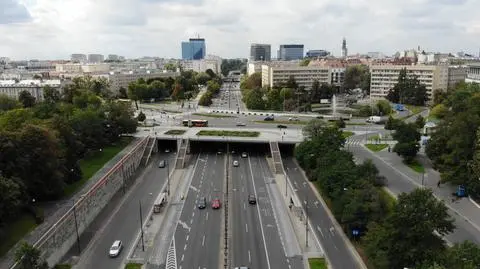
top-left (1, 0), bottom-right (479, 60)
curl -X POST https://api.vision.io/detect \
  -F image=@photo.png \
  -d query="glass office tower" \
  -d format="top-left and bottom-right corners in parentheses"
top-left (182, 38), bottom-right (206, 60)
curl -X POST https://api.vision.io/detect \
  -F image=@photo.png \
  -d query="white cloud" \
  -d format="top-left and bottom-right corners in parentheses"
top-left (0, 0), bottom-right (478, 60)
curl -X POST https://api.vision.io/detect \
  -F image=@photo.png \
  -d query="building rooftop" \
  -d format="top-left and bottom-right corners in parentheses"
top-left (0, 79), bottom-right (61, 87)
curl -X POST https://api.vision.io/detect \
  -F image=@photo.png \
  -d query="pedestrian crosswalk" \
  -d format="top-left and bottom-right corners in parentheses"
top-left (345, 138), bottom-right (364, 146)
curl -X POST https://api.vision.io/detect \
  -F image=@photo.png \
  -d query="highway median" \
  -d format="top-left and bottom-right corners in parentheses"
top-left (196, 130), bottom-right (260, 137)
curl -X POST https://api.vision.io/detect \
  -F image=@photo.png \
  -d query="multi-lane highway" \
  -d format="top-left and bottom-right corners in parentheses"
top-left (174, 152), bottom-right (225, 269)
top-left (72, 152), bottom-right (175, 269)
top-left (230, 153), bottom-right (302, 269)
top-left (283, 157), bottom-right (362, 269)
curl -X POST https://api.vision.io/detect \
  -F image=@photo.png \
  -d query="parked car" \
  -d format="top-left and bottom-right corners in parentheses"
top-left (212, 198), bottom-right (221, 209)
top-left (109, 240), bottom-right (123, 257)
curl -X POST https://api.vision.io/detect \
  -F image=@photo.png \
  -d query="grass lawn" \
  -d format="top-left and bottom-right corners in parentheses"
top-left (342, 131), bottom-right (354, 138)
top-left (164, 129), bottom-right (186, 135)
top-left (405, 159), bottom-right (425, 173)
top-left (196, 130), bottom-right (260, 137)
top-left (308, 258), bottom-right (328, 269)
top-left (365, 144), bottom-right (389, 152)
top-left (124, 263), bottom-right (143, 269)
top-left (64, 137), bottom-right (133, 197)
top-left (253, 120), bottom-right (309, 125)
top-left (193, 113), bottom-right (236, 118)
top-left (0, 214), bottom-right (37, 257)
top-left (380, 188), bottom-right (397, 212)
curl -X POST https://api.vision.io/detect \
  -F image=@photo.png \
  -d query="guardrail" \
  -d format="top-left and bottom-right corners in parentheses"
top-left (10, 136), bottom-right (149, 269)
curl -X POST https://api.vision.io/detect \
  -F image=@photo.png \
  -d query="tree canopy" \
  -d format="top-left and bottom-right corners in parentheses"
top-left (386, 68), bottom-right (428, 106)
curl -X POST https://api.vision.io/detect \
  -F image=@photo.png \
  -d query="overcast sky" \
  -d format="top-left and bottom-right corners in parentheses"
top-left (1, 0), bottom-right (479, 60)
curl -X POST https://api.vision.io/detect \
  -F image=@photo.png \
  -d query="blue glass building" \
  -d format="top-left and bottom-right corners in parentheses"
top-left (181, 38), bottom-right (206, 60)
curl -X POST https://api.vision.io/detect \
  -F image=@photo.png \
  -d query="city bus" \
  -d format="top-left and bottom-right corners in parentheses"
top-left (182, 119), bottom-right (208, 127)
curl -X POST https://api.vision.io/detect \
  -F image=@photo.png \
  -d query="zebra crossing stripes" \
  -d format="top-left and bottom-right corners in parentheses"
top-left (345, 138), bottom-right (364, 146)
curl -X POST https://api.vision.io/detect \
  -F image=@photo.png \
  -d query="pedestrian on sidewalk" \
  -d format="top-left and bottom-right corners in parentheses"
top-left (437, 180), bottom-right (441, 188)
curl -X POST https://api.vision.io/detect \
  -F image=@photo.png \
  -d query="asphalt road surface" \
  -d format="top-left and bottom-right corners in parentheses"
top-left (72, 152), bottom-right (176, 269)
top-left (174, 152), bottom-right (225, 269)
top-left (283, 157), bottom-right (362, 269)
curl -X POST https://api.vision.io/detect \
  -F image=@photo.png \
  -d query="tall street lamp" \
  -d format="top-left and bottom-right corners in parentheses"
top-left (139, 200), bottom-right (145, 251)
top-left (72, 200), bottom-right (81, 255)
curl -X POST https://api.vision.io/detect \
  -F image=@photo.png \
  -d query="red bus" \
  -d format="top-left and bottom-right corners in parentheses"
top-left (182, 119), bottom-right (208, 127)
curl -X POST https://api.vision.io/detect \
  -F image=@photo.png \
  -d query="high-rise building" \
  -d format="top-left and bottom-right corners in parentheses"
top-left (305, 50), bottom-right (330, 58)
top-left (88, 54), bottom-right (104, 63)
top-left (341, 38), bottom-right (348, 58)
top-left (250, 44), bottom-right (271, 61)
top-left (181, 38), bottom-right (206, 60)
top-left (278, 44), bottom-right (304, 60)
top-left (261, 63), bottom-right (331, 89)
top-left (71, 54), bottom-right (87, 63)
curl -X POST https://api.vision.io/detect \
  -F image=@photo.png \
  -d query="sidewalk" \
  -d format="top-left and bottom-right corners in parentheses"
top-left (372, 148), bottom-right (480, 233)
top-left (0, 138), bottom-right (141, 269)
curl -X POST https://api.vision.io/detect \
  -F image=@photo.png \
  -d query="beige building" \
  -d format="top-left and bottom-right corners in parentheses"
top-left (109, 71), bottom-right (180, 92)
top-left (56, 63), bottom-right (111, 73)
top-left (261, 64), bottom-right (331, 89)
top-left (369, 64), bottom-right (448, 101)
top-left (447, 65), bottom-right (468, 88)
top-left (0, 79), bottom-right (62, 101)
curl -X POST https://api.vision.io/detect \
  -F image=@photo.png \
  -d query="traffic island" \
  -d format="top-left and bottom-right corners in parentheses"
top-left (192, 113), bottom-right (236, 118)
top-left (365, 144), bottom-right (389, 152)
top-left (164, 129), bottom-right (186, 135)
top-left (125, 263), bottom-right (142, 269)
top-left (308, 258), bottom-right (328, 269)
top-left (196, 130), bottom-right (260, 137)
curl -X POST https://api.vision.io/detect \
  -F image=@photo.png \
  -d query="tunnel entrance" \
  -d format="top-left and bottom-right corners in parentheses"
top-left (189, 141), bottom-right (271, 156)
top-left (279, 143), bottom-right (296, 157)
top-left (156, 138), bottom-right (178, 153)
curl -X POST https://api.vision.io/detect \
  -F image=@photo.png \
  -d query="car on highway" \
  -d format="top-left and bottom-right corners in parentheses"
top-left (248, 194), bottom-right (256, 205)
top-left (234, 267), bottom-right (249, 269)
top-left (233, 160), bottom-right (239, 167)
top-left (109, 240), bottom-right (123, 257)
top-left (158, 160), bottom-right (166, 168)
top-left (264, 116), bottom-right (274, 121)
top-left (277, 124), bottom-right (287, 129)
top-left (236, 122), bottom-right (246, 126)
top-left (165, 149), bottom-right (170, 153)
top-left (241, 152), bottom-right (248, 158)
top-left (198, 197), bottom-right (207, 209)
top-left (212, 198), bottom-right (221, 209)
top-left (289, 117), bottom-right (299, 121)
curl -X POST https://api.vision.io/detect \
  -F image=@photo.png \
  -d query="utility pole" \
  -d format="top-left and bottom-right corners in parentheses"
top-left (167, 160), bottom-right (170, 195)
top-left (139, 200), bottom-right (145, 251)
top-left (305, 198), bottom-right (309, 248)
top-left (284, 171), bottom-right (288, 197)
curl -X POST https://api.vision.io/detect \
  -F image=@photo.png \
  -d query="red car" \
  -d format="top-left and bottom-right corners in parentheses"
top-left (212, 198), bottom-right (221, 209)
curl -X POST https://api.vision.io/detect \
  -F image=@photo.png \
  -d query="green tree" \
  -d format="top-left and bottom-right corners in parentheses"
top-left (386, 68), bottom-right (428, 106)
top-left (0, 176), bottom-right (23, 225)
top-left (432, 89), bottom-right (447, 106)
top-left (195, 72), bottom-right (211, 85)
top-left (118, 87), bottom-right (128, 99)
top-left (300, 59), bottom-right (310, 66)
top-left (198, 92), bottom-right (213, 106)
top-left (0, 94), bottom-right (21, 111)
top-left (240, 72), bottom-right (262, 90)
top-left (18, 90), bottom-right (36, 108)
top-left (376, 100), bottom-right (391, 116)
top-left (442, 241), bottom-right (480, 269)
top-left (384, 115), bottom-right (399, 130)
top-left (310, 80), bottom-right (321, 102)
top-left (429, 104), bottom-right (448, 119)
top-left (343, 65), bottom-right (370, 92)
top-left (171, 83), bottom-right (184, 101)
top-left (164, 63), bottom-right (178, 72)
top-left (415, 115), bottom-right (426, 129)
top-left (266, 88), bottom-right (282, 110)
top-left (43, 86), bottom-right (61, 103)
top-left (244, 89), bottom-right (265, 110)
top-left (15, 242), bottom-right (49, 269)
top-left (392, 122), bottom-right (421, 163)
top-left (137, 111), bottom-right (146, 123)
top-left (286, 75), bottom-right (298, 89)
top-left (363, 188), bottom-right (454, 269)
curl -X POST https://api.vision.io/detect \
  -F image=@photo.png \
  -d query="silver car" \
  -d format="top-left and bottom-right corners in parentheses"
top-left (109, 240), bottom-right (123, 257)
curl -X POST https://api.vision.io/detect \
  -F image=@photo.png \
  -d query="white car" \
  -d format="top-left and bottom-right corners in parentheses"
top-left (241, 152), bottom-right (248, 158)
top-left (109, 240), bottom-right (123, 257)
top-left (233, 160), bottom-right (239, 167)
top-left (236, 122), bottom-right (246, 126)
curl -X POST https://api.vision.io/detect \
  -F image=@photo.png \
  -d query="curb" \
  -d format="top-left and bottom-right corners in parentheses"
top-left (469, 197), bottom-right (480, 209)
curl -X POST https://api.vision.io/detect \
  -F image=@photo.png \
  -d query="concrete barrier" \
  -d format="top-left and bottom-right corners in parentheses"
top-left (10, 137), bottom-right (149, 268)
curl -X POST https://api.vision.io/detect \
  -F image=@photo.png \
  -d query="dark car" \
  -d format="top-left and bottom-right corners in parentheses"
top-left (158, 160), bottom-right (166, 168)
top-left (198, 197), bottom-right (207, 209)
top-left (277, 124), bottom-right (287, 129)
top-left (248, 194), bottom-right (256, 205)
top-left (264, 116), bottom-right (274, 121)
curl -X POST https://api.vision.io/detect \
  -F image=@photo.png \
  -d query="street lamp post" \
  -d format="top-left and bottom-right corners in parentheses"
top-left (304, 199), bottom-right (309, 248)
top-left (139, 200), bottom-right (145, 251)
top-left (72, 200), bottom-right (81, 255)
top-left (421, 172), bottom-right (425, 187)
top-left (284, 171), bottom-right (288, 197)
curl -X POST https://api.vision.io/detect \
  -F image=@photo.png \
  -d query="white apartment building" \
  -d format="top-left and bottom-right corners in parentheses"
top-left (71, 54), bottom-right (87, 63)
top-left (55, 63), bottom-right (111, 73)
top-left (466, 63), bottom-right (480, 83)
top-left (248, 62), bottom-right (262, 76)
top-left (88, 54), bottom-right (104, 63)
top-left (181, 55), bottom-right (222, 74)
top-left (369, 64), bottom-right (448, 101)
top-left (261, 64), bottom-right (331, 89)
top-left (0, 79), bottom-right (62, 101)
top-left (109, 71), bottom-right (180, 92)
top-left (330, 68), bottom-right (346, 86)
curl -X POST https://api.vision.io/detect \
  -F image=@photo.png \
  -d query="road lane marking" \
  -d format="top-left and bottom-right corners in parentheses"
top-left (248, 250), bottom-right (251, 263)
top-left (192, 212), bottom-right (195, 218)
top-left (206, 212), bottom-right (209, 220)
top-left (245, 223), bottom-right (248, 233)
top-left (243, 203), bottom-right (246, 210)
top-left (317, 226), bottom-right (324, 237)
top-left (186, 235), bottom-right (189, 241)
top-left (184, 244), bottom-right (187, 250)
top-left (202, 235), bottom-right (205, 246)
top-left (190, 219), bottom-right (193, 224)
